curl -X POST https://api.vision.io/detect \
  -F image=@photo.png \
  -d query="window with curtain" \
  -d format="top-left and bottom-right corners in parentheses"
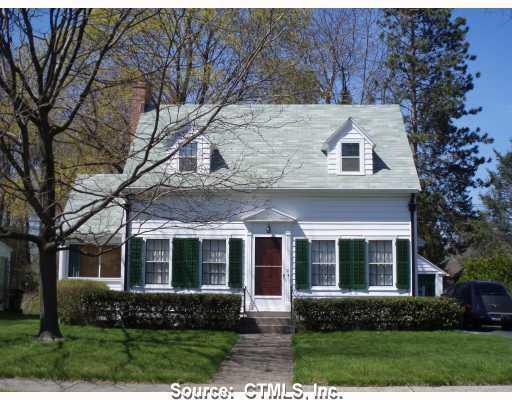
top-left (369, 240), bottom-right (393, 286)
top-left (340, 142), bottom-right (360, 172)
top-left (179, 142), bottom-right (198, 172)
top-left (202, 239), bottom-right (226, 285)
top-left (311, 240), bottom-right (336, 286)
top-left (145, 239), bottom-right (169, 284)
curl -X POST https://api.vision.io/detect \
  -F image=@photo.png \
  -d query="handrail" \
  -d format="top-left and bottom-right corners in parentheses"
top-left (242, 286), bottom-right (247, 316)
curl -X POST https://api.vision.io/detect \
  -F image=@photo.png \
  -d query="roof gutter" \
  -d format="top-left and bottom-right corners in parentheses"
top-left (408, 193), bottom-right (417, 296)
top-left (123, 198), bottom-right (131, 292)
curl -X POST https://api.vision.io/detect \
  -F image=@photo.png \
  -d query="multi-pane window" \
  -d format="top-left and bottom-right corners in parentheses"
top-left (145, 239), bottom-right (169, 284)
top-left (70, 245), bottom-right (121, 278)
top-left (341, 142), bottom-right (360, 172)
top-left (202, 240), bottom-right (227, 285)
top-left (179, 142), bottom-right (198, 172)
top-left (311, 240), bottom-right (336, 286)
top-left (369, 240), bottom-right (393, 286)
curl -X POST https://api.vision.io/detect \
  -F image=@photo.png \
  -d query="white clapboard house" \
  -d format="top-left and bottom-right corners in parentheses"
top-left (58, 89), bottom-right (447, 312)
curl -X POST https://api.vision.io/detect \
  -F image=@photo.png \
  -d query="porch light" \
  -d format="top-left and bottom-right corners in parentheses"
top-left (266, 224), bottom-right (271, 233)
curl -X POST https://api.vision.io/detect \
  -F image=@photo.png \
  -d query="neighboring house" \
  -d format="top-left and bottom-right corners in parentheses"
top-left (58, 88), bottom-right (446, 312)
top-left (0, 241), bottom-right (12, 311)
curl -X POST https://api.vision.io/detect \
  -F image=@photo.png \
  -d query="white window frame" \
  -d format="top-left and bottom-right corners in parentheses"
top-left (367, 237), bottom-right (397, 290)
top-left (178, 141), bottom-right (198, 172)
top-left (337, 139), bottom-right (364, 175)
top-left (142, 237), bottom-right (172, 289)
top-left (68, 245), bottom-right (122, 280)
top-left (200, 238), bottom-right (229, 288)
top-left (144, 238), bottom-right (171, 286)
top-left (310, 239), bottom-right (337, 288)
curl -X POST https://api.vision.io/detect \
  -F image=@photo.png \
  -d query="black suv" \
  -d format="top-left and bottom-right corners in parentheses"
top-left (449, 280), bottom-right (512, 329)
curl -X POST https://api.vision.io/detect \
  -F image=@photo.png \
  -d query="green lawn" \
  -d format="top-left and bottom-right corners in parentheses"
top-left (0, 313), bottom-right (238, 383)
top-left (293, 331), bottom-right (512, 386)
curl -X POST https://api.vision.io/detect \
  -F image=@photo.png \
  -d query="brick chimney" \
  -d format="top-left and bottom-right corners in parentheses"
top-left (128, 81), bottom-right (151, 139)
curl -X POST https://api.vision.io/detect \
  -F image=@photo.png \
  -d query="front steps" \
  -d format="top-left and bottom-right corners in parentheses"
top-left (238, 311), bottom-right (294, 334)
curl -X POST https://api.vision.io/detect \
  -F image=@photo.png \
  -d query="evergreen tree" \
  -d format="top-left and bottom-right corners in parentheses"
top-left (381, 9), bottom-right (492, 264)
top-left (465, 144), bottom-right (512, 254)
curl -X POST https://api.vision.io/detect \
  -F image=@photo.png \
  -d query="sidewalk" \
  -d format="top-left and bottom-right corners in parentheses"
top-left (1, 378), bottom-right (512, 392)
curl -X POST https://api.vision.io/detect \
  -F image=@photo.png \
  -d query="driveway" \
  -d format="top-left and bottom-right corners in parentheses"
top-left (463, 327), bottom-right (512, 337)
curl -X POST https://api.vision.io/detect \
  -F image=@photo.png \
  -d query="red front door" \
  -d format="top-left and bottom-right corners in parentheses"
top-left (255, 237), bottom-right (282, 296)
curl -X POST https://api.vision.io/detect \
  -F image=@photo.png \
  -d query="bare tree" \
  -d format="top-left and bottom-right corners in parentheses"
top-left (0, 8), bottom-right (286, 340)
top-left (308, 9), bottom-right (385, 104)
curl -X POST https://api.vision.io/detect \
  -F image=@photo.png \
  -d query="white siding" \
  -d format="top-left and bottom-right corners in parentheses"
top-left (326, 128), bottom-right (373, 175)
top-left (128, 192), bottom-right (412, 308)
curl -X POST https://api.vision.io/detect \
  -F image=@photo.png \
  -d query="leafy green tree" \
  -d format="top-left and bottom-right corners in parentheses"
top-left (381, 9), bottom-right (492, 264)
top-left (460, 254), bottom-right (512, 293)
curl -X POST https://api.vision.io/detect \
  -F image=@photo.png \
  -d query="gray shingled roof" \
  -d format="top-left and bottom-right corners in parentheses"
top-left (124, 104), bottom-right (420, 191)
top-left (62, 174), bottom-right (125, 243)
top-left (64, 104), bottom-right (420, 240)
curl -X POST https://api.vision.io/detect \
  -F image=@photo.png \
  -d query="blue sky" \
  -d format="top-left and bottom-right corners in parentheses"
top-left (453, 9), bottom-right (512, 207)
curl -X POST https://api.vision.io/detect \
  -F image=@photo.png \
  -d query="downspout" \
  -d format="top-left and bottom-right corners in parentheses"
top-left (408, 193), bottom-right (417, 296)
top-left (123, 197), bottom-right (131, 292)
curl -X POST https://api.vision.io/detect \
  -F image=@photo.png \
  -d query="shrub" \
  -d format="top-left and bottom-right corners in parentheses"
top-left (81, 291), bottom-right (241, 330)
top-left (294, 297), bottom-right (463, 331)
top-left (21, 280), bottom-right (109, 324)
top-left (58, 280), bottom-right (109, 324)
top-left (21, 291), bottom-right (40, 315)
top-left (460, 253), bottom-right (512, 293)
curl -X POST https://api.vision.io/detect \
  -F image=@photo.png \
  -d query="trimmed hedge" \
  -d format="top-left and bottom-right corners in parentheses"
top-left (294, 297), bottom-right (463, 331)
top-left (58, 280), bottom-right (109, 324)
top-left (81, 290), bottom-right (241, 330)
top-left (21, 280), bottom-right (109, 324)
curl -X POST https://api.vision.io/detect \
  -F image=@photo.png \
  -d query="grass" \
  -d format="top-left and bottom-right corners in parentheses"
top-left (293, 330), bottom-right (512, 386)
top-left (0, 312), bottom-right (238, 383)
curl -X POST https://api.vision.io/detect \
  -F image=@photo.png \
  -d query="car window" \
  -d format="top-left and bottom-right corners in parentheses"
top-left (477, 283), bottom-right (508, 296)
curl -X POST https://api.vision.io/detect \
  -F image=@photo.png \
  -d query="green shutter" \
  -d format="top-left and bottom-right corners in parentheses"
top-left (295, 239), bottom-right (310, 289)
top-left (129, 237), bottom-right (144, 286)
top-left (339, 239), bottom-right (352, 289)
top-left (68, 244), bottom-right (80, 277)
top-left (396, 239), bottom-right (411, 290)
top-left (352, 239), bottom-right (367, 289)
top-left (339, 239), bottom-right (367, 289)
top-left (172, 238), bottom-right (199, 288)
top-left (228, 238), bottom-right (243, 288)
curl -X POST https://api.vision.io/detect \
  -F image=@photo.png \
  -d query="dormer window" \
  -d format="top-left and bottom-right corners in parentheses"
top-left (339, 140), bottom-right (363, 174)
top-left (179, 142), bottom-right (197, 172)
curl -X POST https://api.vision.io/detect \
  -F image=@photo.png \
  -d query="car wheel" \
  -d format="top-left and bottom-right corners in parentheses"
top-left (502, 323), bottom-right (512, 331)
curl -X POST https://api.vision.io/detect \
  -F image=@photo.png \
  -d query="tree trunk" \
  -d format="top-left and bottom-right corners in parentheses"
top-left (38, 247), bottom-right (63, 341)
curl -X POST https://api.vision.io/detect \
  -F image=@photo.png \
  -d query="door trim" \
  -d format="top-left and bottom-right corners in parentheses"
top-left (253, 234), bottom-right (284, 298)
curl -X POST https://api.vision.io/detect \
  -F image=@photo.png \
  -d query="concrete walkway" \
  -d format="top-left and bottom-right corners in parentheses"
top-left (2, 378), bottom-right (512, 392)
top-left (211, 334), bottom-right (293, 389)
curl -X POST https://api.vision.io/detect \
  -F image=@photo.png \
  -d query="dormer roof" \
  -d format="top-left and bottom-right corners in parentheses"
top-left (321, 117), bottom-right (375, 153)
